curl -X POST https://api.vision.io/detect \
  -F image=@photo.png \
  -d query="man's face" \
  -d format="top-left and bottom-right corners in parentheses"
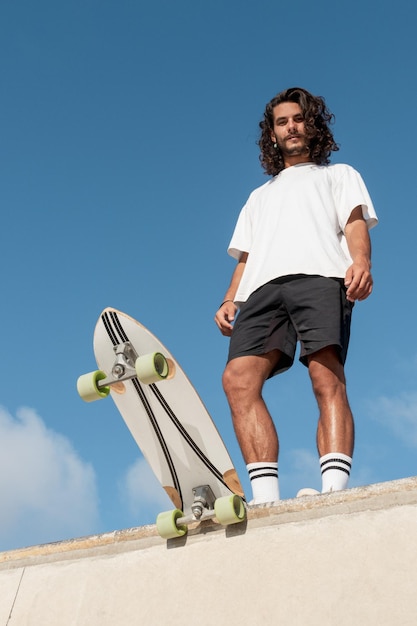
top-left (270, 101), bottom-right (309, 161)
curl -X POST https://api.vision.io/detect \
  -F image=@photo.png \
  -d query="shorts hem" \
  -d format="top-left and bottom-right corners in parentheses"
top-left (227, 349), bottom-right (294, 378)
top-left (299, 342), bottom-right (345, 366)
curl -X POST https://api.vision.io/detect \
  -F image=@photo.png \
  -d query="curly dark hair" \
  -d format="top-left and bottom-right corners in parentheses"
top-left (258, 87), bottom-right (339, 176)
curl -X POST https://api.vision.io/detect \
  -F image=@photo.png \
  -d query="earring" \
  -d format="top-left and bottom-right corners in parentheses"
top-left (273, 142), bottom-right (278, 149)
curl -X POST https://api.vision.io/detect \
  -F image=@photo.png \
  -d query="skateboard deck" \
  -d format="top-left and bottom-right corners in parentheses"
top-left (77, 307), bottom-right (245, 538)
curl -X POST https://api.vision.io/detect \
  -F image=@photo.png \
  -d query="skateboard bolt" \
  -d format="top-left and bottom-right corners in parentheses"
top-left (113, 364), bottom-right (125, 378)
top-left (191, 503), bottom-right (204, 520)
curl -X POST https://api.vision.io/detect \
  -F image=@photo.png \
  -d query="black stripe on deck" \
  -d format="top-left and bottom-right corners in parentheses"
top-left (102, 312), bottom-right (118, 346)
top-left (150, 385), bottom-right (226, 486)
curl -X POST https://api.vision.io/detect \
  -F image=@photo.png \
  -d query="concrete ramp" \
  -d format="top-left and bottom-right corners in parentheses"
top-left (1, 477), bottom-right (417, 625)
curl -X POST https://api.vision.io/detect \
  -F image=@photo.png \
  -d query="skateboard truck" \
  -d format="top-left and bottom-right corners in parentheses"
top-left (78, 341), bottom-right (171, 402)
top-left (157, 488), bottom-right (246, 539)
top-left (96, 342), bottom-right (139, 389)
top-left (191, 485), bottom-right (216, 520)
top-left (85, 342), bottom-right (170, 394)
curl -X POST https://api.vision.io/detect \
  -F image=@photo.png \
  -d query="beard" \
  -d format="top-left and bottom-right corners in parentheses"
top-left (278, 134), bottom-right (309, 157)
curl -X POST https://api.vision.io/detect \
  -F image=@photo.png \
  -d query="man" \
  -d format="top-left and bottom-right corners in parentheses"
top-left (214, 87), bottom-right (378, 504)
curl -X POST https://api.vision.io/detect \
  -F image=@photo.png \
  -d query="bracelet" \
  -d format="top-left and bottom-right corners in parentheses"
top-left (219, 299), bottom-right (234, 309)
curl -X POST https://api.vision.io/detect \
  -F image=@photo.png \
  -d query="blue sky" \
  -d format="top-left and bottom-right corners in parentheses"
top-left (0, 0), bottom-right (416, 551)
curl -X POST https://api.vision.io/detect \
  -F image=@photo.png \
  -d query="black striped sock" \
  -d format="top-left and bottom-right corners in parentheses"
top-left (247, 462), bottom-right (280, 502)
top-left (320, 453), bottom-right (352, 492)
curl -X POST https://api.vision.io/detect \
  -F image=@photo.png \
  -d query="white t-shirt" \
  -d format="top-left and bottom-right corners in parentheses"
top-left (228, 162), bottom-right (378, 305)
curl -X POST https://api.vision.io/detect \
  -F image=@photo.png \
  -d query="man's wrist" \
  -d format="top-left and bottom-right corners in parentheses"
top-left (352, 255), bottom-right (372, 269)
top-left (219, 299), bottom-right (235, 309)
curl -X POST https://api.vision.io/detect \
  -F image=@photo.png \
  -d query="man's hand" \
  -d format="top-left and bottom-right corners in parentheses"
top-left (344, 207), bottom-right (373, 302)
top-left (344, 258), bottom-right (373, 302)
top-left (214, 301), bottom-right (238, 336)
top-left (214, 253), bottom-right (248, 336)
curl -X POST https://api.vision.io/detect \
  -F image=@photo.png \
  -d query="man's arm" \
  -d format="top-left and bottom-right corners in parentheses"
top-left (344, 206), bottom-right (373, 302)
top-left (214, 252), bottom-right (248, 336)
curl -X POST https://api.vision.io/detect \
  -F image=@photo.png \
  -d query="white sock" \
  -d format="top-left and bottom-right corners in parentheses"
top-left (320, 453), bottom-right (352, 492)
top-left (247, 462), bottom-right (280, 503)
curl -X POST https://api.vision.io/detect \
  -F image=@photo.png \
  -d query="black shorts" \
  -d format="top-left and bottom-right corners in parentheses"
top-left (228, 275), bottom-right (354, 377)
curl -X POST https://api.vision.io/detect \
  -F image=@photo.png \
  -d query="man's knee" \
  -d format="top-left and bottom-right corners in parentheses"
top-left (222, 361), bottom-right (234, 396)
top-left (223, 354), bottom-right (275, 399)
top-left (222, 359), bottom-right (249, 397)
top-left (308, 347), bottom-right (347, 399)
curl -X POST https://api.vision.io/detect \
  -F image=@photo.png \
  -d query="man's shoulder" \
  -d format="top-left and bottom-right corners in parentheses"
top-left (323, 162), bottom-right (360, 176)
top-left (246, 177), bottom-right (276, 202)
top-left (252, 177), bottom-right (276, 192)
top-left (313, 163), bottom-right (365, 187)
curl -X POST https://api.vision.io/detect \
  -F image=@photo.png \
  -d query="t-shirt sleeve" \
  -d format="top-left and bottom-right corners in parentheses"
top-left (227, 203), bottom-right (252, 260)
top-left (334, 166), bottom-right (378, 231)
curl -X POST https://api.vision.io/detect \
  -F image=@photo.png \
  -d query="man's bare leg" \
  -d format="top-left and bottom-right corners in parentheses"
top-left (308, 346), bottom-right (354, 492)
top-left (222, 351), bottom-right (281, 462)
top-left (222, 351), bottom-right (281, 502)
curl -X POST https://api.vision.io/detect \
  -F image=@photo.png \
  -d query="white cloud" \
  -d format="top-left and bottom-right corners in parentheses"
top-left (0, 406), bottom-right (99, 550)
top-left (370, 391), bottom-right (417, 448)
top-left (121, 457), bottom-right (172, 522)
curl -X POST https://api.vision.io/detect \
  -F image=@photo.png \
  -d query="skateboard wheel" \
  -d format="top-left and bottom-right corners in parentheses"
top-left (214, 495), bottom-right (246, 526)
top-left (77, 370), bottom-right (110, 402)
top-left (135, 352), bottom-right (169, 385)
top-left (156, 509), bottom-right (187, 539)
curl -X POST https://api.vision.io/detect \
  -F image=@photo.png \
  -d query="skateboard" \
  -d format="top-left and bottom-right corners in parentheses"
top-left (77, 307), bottom-right (246, 539)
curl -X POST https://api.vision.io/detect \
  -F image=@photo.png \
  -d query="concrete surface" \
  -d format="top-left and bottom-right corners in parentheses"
top-left (1, 476), bottom-right (417, 625)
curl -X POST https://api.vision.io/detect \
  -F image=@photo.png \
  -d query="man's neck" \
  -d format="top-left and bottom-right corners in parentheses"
top-left (283, 154), bottom-right (312, 168)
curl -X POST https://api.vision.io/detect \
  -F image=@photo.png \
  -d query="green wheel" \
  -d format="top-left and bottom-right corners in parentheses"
top-left (135, 352), bottom-right (169, 385)
top-left (156, 509), bottom-right (187, 539)
top-left (77, 370), bottom-right (110, 402)
top-left (214, 495), bottom-right (246, 525)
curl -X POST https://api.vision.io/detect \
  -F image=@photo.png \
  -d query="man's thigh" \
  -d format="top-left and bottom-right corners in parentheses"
top-left (284, 276), bottom-right (353, 365)
top-left (227, 280), bottom-right (297, 375)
